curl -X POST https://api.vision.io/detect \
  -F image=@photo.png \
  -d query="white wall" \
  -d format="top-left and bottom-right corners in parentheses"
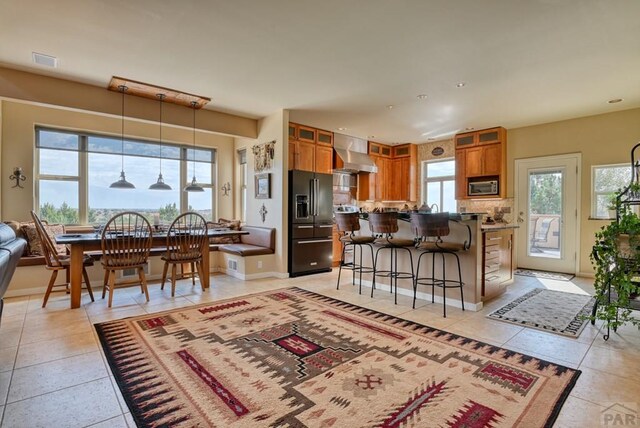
top-left (234, 110), bottom-right (289, 275)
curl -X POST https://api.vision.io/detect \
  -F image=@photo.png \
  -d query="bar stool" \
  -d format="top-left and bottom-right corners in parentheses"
top-left (410, 212), bottom-right (471, 317)
top-left (369, 212), bottom-right (415, 304)
top-left (335, 213), bottom-right (376, 294)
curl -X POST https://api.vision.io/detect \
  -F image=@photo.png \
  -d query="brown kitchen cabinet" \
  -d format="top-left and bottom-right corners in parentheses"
top-left (455, 150), bottom-right (466, 199)
top-left (315, 144), bottom-right (334, 174)
top-left (317, 130), bottom-right (333, 146)
top-left (455, 126), bottom-right (506, 199)
top-left (482, 228), bottom-right (514, 300)
top-left (289, 122), bottom-right (334, 173)
top-left (359, 142), bottom-right (416, 202)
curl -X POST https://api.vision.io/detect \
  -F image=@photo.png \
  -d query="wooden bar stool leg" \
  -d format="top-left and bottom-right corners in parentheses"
top-left (191, 262), bottom-right (196, 285)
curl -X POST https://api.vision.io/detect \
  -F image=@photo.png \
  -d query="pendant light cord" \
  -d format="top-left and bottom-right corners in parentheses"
top-left (158, 94), bottom-right (164, 174)
top-left (120, 85), bottom-right (126, 172)
top-left (192, 101), bottom-right (197, 179)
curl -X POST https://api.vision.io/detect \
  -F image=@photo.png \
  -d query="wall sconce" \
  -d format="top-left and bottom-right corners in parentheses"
top-left (10, 167), bottom-right (26, 188)
top-left (221, 182), bottom-right (231, 196)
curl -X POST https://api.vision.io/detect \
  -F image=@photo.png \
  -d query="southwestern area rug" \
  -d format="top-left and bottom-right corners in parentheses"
top-left (487, 289), bottom-right (594, 338)
top-left (95, 288), bottom-right (580, 427)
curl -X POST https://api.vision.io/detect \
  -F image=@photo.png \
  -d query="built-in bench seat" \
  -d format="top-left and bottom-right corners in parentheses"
top-left (218, 226), bottom-right (275, 257)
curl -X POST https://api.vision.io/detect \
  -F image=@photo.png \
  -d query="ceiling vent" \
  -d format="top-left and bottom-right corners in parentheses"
top-left (32, 52), bottom-right (58, 68)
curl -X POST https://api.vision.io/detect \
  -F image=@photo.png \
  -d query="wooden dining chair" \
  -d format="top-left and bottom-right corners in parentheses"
top-left (30, 210), bottom-right (95, 308)
top-left (101, 212), bottom-right (152, 307)
top-left (161, 212), bottom-right (208, 297)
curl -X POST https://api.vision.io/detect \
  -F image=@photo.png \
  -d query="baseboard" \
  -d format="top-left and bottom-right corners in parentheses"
top-left (219, 269), bottom-right (288, 281)
top-left (349, 279), bottom-right (483, 311)
top-left (4, 286), bottom-right (45, 298)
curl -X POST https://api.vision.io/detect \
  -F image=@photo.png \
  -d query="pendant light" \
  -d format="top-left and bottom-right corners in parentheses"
top-left (149, 93), bottom-right (172, 190)
top-left (109, 85), bottom-right (135, 189)
top-left (184, 101), bottom-right (204, 192)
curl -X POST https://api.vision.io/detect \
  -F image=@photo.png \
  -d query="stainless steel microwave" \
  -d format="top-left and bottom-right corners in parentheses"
top-left (468, 180), bottom-right (499, 196)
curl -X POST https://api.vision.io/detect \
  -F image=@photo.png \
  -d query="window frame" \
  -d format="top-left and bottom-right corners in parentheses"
top-left (421, 158), bottom-right (456, 211)
top-left (35, 127), bottom-right (217, 225)
top-left (591, 163), bottom-right (632, 219)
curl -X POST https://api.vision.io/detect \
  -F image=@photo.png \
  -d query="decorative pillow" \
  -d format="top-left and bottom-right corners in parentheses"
top-left (21, 223), bottom-right (66, 256)
top-left (207, 219), bottom-right (242, 244)
top-left (218, 218), bottom-right (242, 243)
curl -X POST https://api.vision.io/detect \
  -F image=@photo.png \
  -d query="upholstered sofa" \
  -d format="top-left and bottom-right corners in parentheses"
top-left (0, 223), bottom-right (28, 323)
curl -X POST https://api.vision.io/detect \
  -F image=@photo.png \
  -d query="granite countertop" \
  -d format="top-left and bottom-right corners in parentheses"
top-left (358, 212), bottom-right (482, 222)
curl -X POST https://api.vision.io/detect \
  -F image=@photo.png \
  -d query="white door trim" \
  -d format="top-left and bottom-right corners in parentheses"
top-left (514, 153), bottom-right (581, 275)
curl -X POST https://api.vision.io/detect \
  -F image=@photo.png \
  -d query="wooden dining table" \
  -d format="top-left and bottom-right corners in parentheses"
top-left (55, 229), bottom-right (249, 309)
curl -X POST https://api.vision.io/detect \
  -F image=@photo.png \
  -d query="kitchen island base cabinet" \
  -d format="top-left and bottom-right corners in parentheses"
top-left (482, 228), bottom-right (514, 300)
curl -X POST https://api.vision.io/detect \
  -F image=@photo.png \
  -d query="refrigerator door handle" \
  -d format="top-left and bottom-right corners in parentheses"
top-left (297, 239), bottom-right (333, 244)
top-left (314, 179), bottom-right (320, 216)
top-left (309, 178), bottom-right (316, 216)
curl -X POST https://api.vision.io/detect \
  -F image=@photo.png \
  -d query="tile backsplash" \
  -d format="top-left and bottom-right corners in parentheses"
top-left (457, 198), bottom-right (515, 223)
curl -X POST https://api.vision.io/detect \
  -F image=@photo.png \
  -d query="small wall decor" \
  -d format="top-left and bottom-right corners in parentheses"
top-left (431, 146), bottom-right (445, 157)
top-left (10, 167), bottom-right (26, 188)
top-left (252, 140), bottom-right (275, 172)
top-left (220, 182), bottom-right (231, 196)
top-left (255, 173), bottom-right (271, 199)
top-left (259, 204), bottom-right (268, 223)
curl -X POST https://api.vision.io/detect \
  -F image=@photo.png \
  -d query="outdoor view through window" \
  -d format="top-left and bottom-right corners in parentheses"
top-left (37, 129), bottom-right (215, 225)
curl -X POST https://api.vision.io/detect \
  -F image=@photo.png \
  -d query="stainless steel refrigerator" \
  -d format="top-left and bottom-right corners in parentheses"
top-left (288, 170), bottom-right (334, 277)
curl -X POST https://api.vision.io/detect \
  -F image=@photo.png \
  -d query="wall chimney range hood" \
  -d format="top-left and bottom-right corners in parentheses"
top-left (333, 133), bottom-right (378, 173)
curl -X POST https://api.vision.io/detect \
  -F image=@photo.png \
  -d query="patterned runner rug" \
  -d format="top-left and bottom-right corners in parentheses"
top-left (514, 269), bottom-right (575, 281)
top-left (487, 289), bottom-right (594, 338)
top-left (95, 288), bottom-right (580, 427)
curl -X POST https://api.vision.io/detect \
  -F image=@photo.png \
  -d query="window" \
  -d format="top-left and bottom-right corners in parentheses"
top-left (37, 130), bottom-right (80, 224)
top-left (238, 149), bottom-right (247, 222)
top-left (422, 159), bottom-right (456, 212)
top-left (592, 163), bottom-right (631, 218)
top-left (36, 128), bottom-right (216, 225)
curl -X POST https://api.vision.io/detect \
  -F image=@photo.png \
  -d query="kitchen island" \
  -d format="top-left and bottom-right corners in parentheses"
top-left (342, 212), bottom-right (515, 311)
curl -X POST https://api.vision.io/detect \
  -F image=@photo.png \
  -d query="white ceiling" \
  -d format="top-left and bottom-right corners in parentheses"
top-left (1, 0), bottom-right (639, 143)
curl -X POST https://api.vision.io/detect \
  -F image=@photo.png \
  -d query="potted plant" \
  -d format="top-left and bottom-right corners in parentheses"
top-left (591, 191), bottom-right (640, 334)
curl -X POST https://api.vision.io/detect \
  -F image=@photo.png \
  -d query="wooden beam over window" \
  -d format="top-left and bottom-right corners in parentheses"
top-left (108, 76), bottom-right (211, 109)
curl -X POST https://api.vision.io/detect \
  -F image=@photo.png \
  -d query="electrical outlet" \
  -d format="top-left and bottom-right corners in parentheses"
top-left (257, 260), bottom-right (263, 269)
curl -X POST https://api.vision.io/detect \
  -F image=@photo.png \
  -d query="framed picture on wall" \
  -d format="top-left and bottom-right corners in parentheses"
top-left (255, 173), bottom-right (271, 199)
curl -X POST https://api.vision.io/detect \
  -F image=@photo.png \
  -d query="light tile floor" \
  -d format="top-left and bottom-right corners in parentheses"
top-left (0, 272), bottom-right (638, 427)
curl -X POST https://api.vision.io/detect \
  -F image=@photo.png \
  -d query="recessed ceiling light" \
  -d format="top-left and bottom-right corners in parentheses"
top-left (387, 105), bottom-right (394, 109)
top-left (417, 94), bottom-right (428, 100)
top-left (456, 82), bottom-right (466, 88)
top-left (607, 98), bottom-right (624, 104)
top-left (32, 52), bottom-right (58, 68)
top-left (337, 127), bottom-right (346, 131)
top-left (465, 127), bottom-right (474, 131)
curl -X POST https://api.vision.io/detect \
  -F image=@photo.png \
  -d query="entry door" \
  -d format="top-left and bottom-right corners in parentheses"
top-left (515, 154), bottom-right (580, 274)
